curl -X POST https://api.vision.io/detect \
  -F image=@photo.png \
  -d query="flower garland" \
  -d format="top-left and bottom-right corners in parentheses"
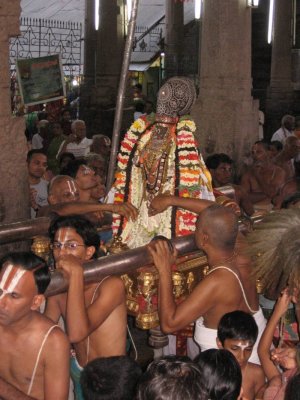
top-left (112, 114), bottom-right (214, 243)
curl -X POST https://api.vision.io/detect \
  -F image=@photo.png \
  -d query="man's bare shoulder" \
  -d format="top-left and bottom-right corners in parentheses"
top-left (246, 362), bottom-right (265, 381)
top-left (98, 276), bottom-right (125, 292)
top-left (93, 276), bottom-right (126, 303)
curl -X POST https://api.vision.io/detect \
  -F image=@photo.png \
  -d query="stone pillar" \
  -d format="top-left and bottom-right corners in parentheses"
top-left (265, 0), bottom-right (294, 138)
top-left (0, 0), bottom-right (29, 255)
top-left (81, 0), bottom-right (126, 137)
top-left (165, 0), bottom-right (184, 78)
top-left (192, 0), bottom-right (259, 168)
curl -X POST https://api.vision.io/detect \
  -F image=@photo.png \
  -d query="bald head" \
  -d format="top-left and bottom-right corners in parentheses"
top-left (196, 205), bottom-right (238, 251)
top-left (48, 175), bottom-right (79, 205)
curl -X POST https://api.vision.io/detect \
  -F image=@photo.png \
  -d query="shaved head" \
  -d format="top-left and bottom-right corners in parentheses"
top-left (48, 175), bottom-right (79, 204)
top-left (196, 205), bottom-right (238, 251)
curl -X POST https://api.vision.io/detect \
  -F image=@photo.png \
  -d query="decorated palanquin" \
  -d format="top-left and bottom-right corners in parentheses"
top-left (110, 77), bottom-right (216, 352)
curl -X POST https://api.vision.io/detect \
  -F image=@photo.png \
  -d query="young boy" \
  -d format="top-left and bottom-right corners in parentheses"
top-left (217, 310), bottom-right (265, 400)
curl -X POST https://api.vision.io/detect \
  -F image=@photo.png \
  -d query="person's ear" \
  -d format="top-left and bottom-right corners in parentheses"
top-left (85, 246), bottom-right (96, 260)
top-left (31, 294), bottom-right (45, 311)
top-left (216, 338), bottom-right (223, 349)
top-left (48, 194), bottom-right (56, 205)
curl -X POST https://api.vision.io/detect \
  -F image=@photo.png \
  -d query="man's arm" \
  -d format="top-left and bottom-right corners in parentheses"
top-left (149, 194), bottom-right (214, 216)
top-left (56, 255), bottom-right (125, 343)
top-left (47, 201), bottom-right (138, 221)
top-left (0, 378), bottom-right (36, 400)
top-left (44, 295), bottom-right (63, 323)
top-left (148, 240), bottom-right (217, 333)
top-left (44, 329), bottom-right (70, 400)
top-left (258, 290), bottom-right (292, 381)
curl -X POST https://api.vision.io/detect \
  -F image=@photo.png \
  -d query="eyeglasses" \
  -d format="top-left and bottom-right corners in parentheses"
top-left (50, 242), bottom-right (86, 250)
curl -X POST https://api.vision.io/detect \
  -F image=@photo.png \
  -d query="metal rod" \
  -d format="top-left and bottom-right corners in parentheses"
top-left (106, 0), bottom-right (139, 191)
top-left (45, 233), bottom-right (198, 296)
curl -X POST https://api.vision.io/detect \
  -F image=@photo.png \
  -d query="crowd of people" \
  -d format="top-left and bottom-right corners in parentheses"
top-left (1, 83), bottom-right (300, 400)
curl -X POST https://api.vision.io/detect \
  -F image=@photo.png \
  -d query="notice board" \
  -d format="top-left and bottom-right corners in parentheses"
top-left (16, 54), bottom-right (66, 106)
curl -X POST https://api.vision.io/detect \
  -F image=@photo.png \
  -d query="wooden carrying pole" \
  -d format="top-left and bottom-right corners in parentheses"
top-left (46, 234), bottom-right (198, 296)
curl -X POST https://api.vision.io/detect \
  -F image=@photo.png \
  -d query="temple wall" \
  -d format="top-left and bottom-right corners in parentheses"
top-left (192, 0), bottom-right (259, 169)
top-left (0, 0), bottom-right (29, 255)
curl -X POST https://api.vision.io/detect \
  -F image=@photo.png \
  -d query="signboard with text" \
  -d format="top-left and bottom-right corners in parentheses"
top-left (16, 54), bottom-right (66, 106)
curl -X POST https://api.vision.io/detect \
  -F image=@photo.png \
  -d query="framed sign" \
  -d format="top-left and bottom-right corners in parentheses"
top-left (16, 54), bottom-right (66, 106)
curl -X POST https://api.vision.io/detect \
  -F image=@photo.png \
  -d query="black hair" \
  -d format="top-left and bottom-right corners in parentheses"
top-left (60, 158), bottom-right (87, 179)
top-left (136, 355), bottom-right (208, 400)
top-left (217, 310), bottom-right (258, 346)
top-left (49, 215), bottom-right (100, 259)
top-left (254, 140), bottom-right (270, 151)
top-left (270, 140), bottom-right (283, 152)
top-left (0, 252), bottom-right (50, 294)
top-left (26, 149), bottom-right (47, 163)
top-left (58, 152), bottom-right (76, 166)
top-left (135, 102), bottom-right (145, 113)
top-left (37, 111), bottom-right (48, 121)
top-left (80, 356), bottom-right (142, 400)
top-left (205, 153), bottom-right (233, 170)
top-left (281, 192), bottom-right (300, 209)
top-left (195, 349), bottom-right (242, 400)
top-left (150, 235), bottom-right (174, 252)
top-left (61, 108), bottom-right (71, 117)
top-left (284, 373), bottom-right (300, 400)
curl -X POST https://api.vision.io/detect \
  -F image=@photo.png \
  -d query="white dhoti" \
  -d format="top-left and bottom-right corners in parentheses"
top-left (194, 307), bottom-right (266, 365)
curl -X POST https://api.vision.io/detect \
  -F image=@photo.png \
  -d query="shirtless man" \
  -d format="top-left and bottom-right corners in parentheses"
top-left (0, 252), bottom-right (69, 400)
top-left (148, 199), bottom-right (265, 364)
top-left (37, 175), bottom-right (137, 223)
top-left (45, 215), bottom-right (127, 399)
top-left (273, 135), bottom-right (300, 180)
top-left (240, 141), bottom-right (286, 210)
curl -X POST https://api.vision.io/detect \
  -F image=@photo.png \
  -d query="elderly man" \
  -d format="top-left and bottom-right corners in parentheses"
top-left (273, 135), bottom-right (300, 180)
top-left (37, 174), bottom-right (137, 223)
top-left (271, 114), bottom-right (295, 145)
top-left (56, 120), bottom-right (92, 159)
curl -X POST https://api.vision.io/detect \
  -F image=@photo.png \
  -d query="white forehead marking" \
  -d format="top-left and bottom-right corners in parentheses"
top-left (66, 179), bottom-right (77, 195)
top-left (57, 229), bottom-right (68, 243)
top-left (235, 342), bottom-right (252, 351)
top-left (0, 264), bottom-right (26, 299)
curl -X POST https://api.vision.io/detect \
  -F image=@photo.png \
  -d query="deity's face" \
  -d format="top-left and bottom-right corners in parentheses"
top-left (0, 264), bottom-right (40, 326)
top-left (27, 153), bottom-right (48, 179)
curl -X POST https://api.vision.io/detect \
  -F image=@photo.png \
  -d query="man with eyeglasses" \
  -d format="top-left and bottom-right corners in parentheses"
top-left (45, 215), bottom-right (127, 400)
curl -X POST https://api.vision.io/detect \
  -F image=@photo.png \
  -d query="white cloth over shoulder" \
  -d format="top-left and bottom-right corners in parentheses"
top-left (194, 307), bottom-right (266, 365)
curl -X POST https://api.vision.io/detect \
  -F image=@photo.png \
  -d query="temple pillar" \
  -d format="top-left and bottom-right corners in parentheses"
top-left (81, 0), bottom-right (127, 137)
top-left (192, 0), bottom-right (259, 168)
top-left (265, 0), bottom-right (294, 137)
top-left (165, 0), bottom-right (184, 78)
top-left (0, 0), bottom-right (29, 256)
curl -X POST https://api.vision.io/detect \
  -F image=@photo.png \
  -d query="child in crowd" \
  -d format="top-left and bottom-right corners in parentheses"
top-left (258, 289), bottom-right (299, 400)
top-left (80, 356), bottom-right (142, 400)
top-left (195, 349), bottom-right (243, 400)
top-left (136, 355), bottom-right (207, 400)
top-left (217, 310), bottom-right (266, 399)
